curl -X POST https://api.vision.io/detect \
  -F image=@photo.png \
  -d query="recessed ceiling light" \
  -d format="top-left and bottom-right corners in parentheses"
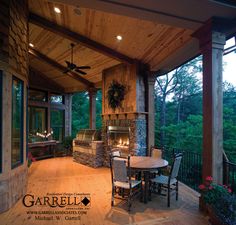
top-left (54, 7), bottom-right (61, 14)
top-left (116, 35), bottom-right (122, 41)
top-left (29, 43), bottom-right (34, 47)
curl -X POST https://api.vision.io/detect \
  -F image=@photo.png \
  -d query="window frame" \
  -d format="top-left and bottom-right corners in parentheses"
top-left (50, 109), bottom-right (65, 143)
top-left (11, 76), bottom-right (24, 169)
top-left (29, 88), bottom-right (48, 102)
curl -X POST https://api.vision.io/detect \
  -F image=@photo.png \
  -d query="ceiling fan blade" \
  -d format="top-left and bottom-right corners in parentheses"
top-left (75, 69), bottom-right (87, 75)
top-left (63, 68), bottom-right (70, 74)
top-left (77, 66), bottom-right (91, 70)
top-left (65, 60), bottom-right (71, 65)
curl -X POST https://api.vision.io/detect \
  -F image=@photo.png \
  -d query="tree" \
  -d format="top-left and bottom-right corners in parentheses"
top-left (155, 72), bottom-right (178, 147)
top-left (155, 56), bottom-right (202, 147)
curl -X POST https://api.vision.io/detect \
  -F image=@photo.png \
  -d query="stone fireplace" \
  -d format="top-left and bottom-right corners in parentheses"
top-left (102, 63), bottom-right (147, 166)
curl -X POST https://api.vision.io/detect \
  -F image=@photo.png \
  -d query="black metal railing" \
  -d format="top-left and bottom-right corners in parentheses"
top-left (223, 152), bottom-right (236, 193)
top-left (163, 147), bottom-right (202, 191)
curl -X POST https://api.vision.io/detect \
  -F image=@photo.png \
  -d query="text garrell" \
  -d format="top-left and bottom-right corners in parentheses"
top-left (22, 193), bottom-right (91, 208)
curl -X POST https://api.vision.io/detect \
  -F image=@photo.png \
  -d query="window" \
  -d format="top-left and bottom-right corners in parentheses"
top-left (29, 89), bottom-right (47, 102)
top-left (51, 109), bottom-right (64, 142)
top-left (12, 77), bottom-right (24, 168)
top-left (50, 93), bottom-right (64, 104)
top-left (0, 71), bottom-right (2, 172)
top-left (28, 107), bottom-right (47, 143)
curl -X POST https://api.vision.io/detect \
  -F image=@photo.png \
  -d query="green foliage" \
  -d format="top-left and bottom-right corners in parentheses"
top-left (72, 90), bottom-right (102, 138)
top-left (155, 54), bottom-right (236, 163)
top-left (162, 115), bottom-right (203, 152)
top-left (213, 194), bottom-right (236, 225)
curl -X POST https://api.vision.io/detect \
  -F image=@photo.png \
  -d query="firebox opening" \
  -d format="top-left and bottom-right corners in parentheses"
top-left (107, 126), bottom-right (130, 155)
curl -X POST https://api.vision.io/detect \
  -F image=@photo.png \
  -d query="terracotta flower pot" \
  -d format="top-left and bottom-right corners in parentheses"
top-left (199, 196), bottom-right (208, 214)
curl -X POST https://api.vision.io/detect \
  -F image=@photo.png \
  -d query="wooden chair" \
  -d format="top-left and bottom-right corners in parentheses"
top-left (150, 153), bottom-right (183, 207)
top-left (110, 154), bottom-right (142, 211)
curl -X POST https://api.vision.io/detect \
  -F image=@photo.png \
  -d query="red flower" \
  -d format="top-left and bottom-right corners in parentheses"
top-left (205, 176), bottom-right (213, 182)
top-left (228, 188), bottom-right (232, 193)
top-left (199, 184), bottom-right (206, 190)
top-left (209, 186), bottom-right (213, 190)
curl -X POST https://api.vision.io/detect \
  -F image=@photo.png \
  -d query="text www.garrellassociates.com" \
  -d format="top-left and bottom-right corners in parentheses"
top-left (26, 211), bottom-right (87, 215)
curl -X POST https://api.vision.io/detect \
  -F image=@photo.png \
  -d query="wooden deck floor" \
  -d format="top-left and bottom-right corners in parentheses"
top-left (0, 157), bottom-right (209, 225)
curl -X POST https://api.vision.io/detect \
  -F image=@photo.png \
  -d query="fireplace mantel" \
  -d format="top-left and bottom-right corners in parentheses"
top-left (102, 112), bottom-right (148, 120)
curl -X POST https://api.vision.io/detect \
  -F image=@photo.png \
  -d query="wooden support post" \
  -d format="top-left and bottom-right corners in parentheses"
top-left (89, 88), bottom-right (97, 129)
top-left (193, 20), bottom-right (226, 183)
top-left (147, 72), bottom-right (157, 156)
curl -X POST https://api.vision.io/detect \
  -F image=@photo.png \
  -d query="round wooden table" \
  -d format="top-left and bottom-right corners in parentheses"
top-left (130, 156), bottom-right (169, 203)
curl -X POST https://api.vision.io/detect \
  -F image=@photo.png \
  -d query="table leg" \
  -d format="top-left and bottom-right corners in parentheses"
top-left (143, 171), bottom-right (150, 204)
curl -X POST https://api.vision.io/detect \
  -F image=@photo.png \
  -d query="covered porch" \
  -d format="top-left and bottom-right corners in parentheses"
top-left (0, 0), bottom-right (236, 222)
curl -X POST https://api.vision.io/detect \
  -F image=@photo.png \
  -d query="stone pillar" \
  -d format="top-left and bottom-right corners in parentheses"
top-left (147, 72), bottom-right (157, 156)
top-left (0, 0), bottom-right (29, 213)
top-left (194, 21), bottom-right (225, 183)
top-left (65, 94), bottom-right (72, 136)
top-left (89, 88), bottom-right (97, 129)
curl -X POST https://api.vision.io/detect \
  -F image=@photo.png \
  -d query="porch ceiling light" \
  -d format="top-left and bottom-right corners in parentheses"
top-left (116, 35), bottom-right (122, 41)
top-left (54, 7), bottom-right (61, 14)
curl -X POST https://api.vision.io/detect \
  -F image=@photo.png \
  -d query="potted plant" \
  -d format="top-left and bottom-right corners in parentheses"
top-left (199, 176), bottom-right (232, 223)
top-left (211, 194), bottom-right (236, 225)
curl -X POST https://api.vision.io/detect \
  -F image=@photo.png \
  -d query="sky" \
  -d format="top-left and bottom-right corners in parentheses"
top-left (223, 37), bottom-right (236, 86)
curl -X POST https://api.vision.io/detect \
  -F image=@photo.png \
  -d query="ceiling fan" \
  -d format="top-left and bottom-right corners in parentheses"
top-left (64, 43), bottom-right (91, 75)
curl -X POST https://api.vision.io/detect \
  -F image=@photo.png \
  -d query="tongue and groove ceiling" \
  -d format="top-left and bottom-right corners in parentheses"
top-left (28, 0), bottom-right (236, 92)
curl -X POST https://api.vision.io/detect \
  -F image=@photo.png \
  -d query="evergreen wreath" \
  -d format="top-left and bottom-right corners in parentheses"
top-left (107, 80), bottom-right (126, 110)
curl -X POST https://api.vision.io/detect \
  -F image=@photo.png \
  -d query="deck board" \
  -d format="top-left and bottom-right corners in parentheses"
top-left (0, 157), bottom-right (208, 225)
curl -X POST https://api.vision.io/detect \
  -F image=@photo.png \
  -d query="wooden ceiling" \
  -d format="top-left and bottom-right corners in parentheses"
top-left (28, 0), bottom-right (193, 92)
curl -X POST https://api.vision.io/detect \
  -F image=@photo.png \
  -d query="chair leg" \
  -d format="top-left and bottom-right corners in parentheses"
top-left (149, 181), bottom-right (152, 200)
top-left (111, 186), bottom-right (114, 206)
top-left (158, 184), bottom-right (162, 195)
top-left (140, 182), bottom-right (143, 202)
top-left (167, 184), bottom-right (170, 207)
top-left (128, 189), bottom-right (132, 211)
top-left (176, 181), bottom-right (178, 201)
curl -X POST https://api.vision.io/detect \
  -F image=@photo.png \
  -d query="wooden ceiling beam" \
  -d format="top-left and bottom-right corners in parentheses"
top-left (29, 47), bottom-right (94, 87)
top-left (29, 12), bottom-right (135, 65)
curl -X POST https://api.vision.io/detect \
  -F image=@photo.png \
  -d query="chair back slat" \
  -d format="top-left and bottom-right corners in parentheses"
top-left (113, 158), bottom-right (128, 182)
top-left (170, 154), bottom-right (183, 179)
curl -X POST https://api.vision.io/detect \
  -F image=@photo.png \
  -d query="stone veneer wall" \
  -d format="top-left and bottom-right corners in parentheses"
top-left (102, 114), bottom-right (147, 166)
top-left (73, 141), bottom-right (104, 168)
top-left (0, 0), bottom-right (28, 213)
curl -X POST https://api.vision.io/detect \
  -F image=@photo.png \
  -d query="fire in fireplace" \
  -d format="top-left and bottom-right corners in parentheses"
top-left (107, 126), bottom-right (130, 154)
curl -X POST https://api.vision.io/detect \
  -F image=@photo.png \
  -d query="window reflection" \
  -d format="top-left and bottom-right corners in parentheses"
top-left (51, 110), bottom-right (64, 142)
top-left (12, 77), bottom-right (24, 168)
top-left (28, 107), bottom-right (47, 143)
